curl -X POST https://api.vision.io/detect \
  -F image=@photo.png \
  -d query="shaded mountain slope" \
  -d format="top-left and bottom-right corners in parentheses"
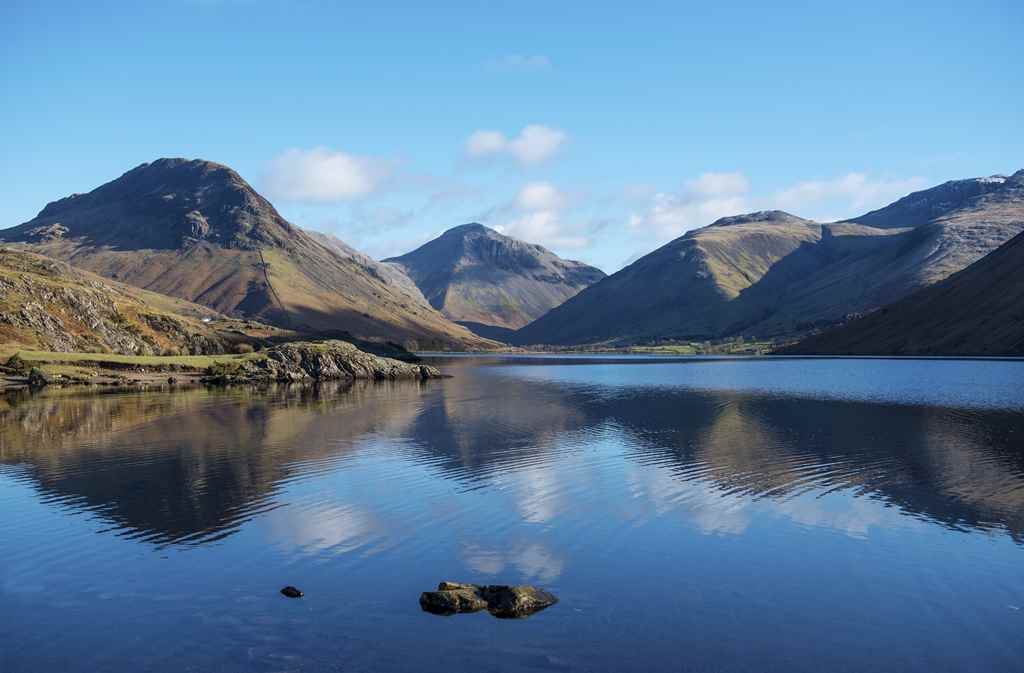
top-left (0, 159), bottom-right (492, 350)
top-left (782, 230), bottom-right (1024, 356)
top-left (514, 172), bottom-right (1024, 346)
top-left (384, 223), bottom-right (605, 333)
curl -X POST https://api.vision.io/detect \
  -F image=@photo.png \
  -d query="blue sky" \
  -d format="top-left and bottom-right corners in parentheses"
top-left (2, 0), bottom-right (1021, 271)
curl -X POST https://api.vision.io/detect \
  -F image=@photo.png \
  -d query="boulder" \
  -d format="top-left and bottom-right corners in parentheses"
top-left (419, 585), bottom-right (489, 614)
top-left (480, 585), bottom-right (560, 619)
top-left (419, 581), bottom-right (558, 618)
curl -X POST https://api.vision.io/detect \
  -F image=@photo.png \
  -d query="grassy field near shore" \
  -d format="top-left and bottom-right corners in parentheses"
top-left (0, 347), bottom-right (267, 386)
top-left (1, 348), bottom-right (262, 369)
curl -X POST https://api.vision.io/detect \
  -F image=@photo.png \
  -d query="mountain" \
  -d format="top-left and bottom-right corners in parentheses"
top-left (513, 171), bottom-right (1024, 346)
top-left (0, 159), bottom-right (492, 350)
top-left (383, 223), bottom-right (605, 338)
top-left (782, 230), bottom-right (1024, 356)
top-left (0, 248), bottom-right (234, 354)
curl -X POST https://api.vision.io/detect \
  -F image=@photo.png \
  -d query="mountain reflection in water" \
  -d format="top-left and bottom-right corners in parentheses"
top-left (2, 360), bottom-right (1022, 545)
top-left (1, 356), bottom-right (1023, 673)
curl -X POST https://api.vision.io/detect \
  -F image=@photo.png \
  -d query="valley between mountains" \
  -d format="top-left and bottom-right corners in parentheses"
top-left (1, 158), bottom-right (1022, 368)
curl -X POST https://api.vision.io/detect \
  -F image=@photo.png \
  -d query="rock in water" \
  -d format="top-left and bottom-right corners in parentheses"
top-left (419, 581), bottom-right (557, 618)
top-left (419, 584), bottom-right (489, 614)
top-left (280, 586), bottom-right (303, 598)
top-left (479, 585), bottom-right (560, 619)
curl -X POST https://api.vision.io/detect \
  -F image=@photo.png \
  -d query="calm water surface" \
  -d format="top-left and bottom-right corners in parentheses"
top-left (2, 356), bottom-right (1023, 672)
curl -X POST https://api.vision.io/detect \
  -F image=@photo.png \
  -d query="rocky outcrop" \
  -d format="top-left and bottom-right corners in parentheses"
top-left (205, 340), bottom-right (441, 383)
top-left (419, 581), bottom-right (559, 618)
top-left (0, 250), bottom-right (230, 355)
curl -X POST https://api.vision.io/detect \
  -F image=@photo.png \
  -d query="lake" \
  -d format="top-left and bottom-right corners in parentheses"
top-left (2, 355), bottom-right (1023, 672)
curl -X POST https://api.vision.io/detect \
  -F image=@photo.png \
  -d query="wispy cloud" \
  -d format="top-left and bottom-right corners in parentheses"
top-left (626, 170), bottom-right (929, 250)
top-left (465, 124), bottom-right (567, 165)
top-left (685, 171), bottom-right (751, 198)
top-left (264, 147), bottom-right (392, 203)
top-left (771, 173), bottom-right (927, 219)
top-left (484, 53), bottom-right (552, 71)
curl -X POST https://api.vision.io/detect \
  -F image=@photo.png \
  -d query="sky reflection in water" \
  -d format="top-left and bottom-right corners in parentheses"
top-left (1, 356), bottom-right (1023, 673)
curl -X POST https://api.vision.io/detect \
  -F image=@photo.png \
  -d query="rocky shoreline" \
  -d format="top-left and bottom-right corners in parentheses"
top-left (0, 340), bottom-right (442, 391)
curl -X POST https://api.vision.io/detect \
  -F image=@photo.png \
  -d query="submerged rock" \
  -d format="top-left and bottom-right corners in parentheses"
top-left (280, 586), bottom-right (304, 598)
top-left (419, 581), bottom-right (558, 618)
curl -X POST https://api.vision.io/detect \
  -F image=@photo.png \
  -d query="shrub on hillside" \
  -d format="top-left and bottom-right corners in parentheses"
top-left (4, 353), bottom-right (28, 374)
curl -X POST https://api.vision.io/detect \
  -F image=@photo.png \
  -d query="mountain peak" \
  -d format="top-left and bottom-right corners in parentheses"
top-left (850, 171), bottom-right (1021, 229)
top-left (384, 223), bottom-right (605, 332)
top-left (446, 222), bottom-right (492, 235)
top-left (710, 210), bottom-right (808, 227)
top-left (12, 156), bottom-right (294, 250)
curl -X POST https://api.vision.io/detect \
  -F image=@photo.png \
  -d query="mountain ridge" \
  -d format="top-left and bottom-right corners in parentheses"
top-left (513, 170), bottom-right (1024, 346)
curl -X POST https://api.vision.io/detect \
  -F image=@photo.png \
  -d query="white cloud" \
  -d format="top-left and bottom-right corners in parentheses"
top-left (265, 147), bottom-right (391, 203)
top-left (685, 171), bottom-right (751, 198)
top-left (465, 124), bottom-right (567, 165)
top-left (515, 181), bottom-right (567, 211)
top-left (628, 171), bottom-right (752, 241)
top-left (496, 211), bottom-right (589, 250)
top-left (465, 130), bottom-right (507, 157)
top-left (491, 181), bottom-right (591, 249)
top-left (625, 170), bottom-right (927, 248)
top-left (772, 173), bottom-right (927, 219)
top-left (485, 54), bottom-right (552, 71)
